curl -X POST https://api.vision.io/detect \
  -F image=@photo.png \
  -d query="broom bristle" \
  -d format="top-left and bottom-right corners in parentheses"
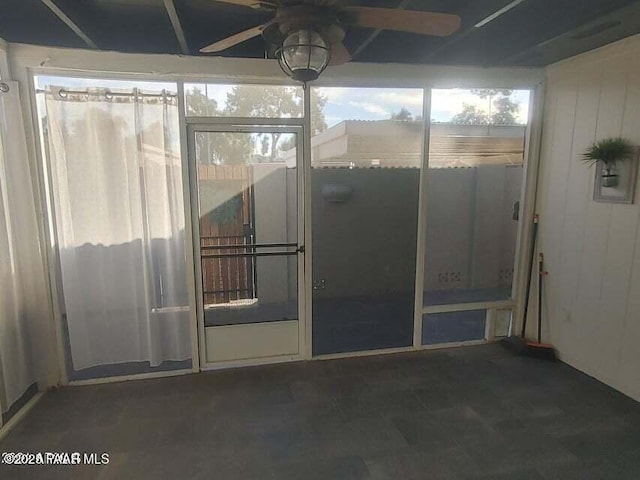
top-left (523, 341), bottom-right (557, 360)
top-left (500, 336), bottom-right (557, 361)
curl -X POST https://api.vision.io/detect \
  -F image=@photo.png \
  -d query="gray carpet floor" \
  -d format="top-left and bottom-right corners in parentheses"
top-left (2, 344), bottom-right (640, 479)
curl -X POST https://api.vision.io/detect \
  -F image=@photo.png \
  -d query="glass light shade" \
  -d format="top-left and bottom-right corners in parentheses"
top-left (278, 29), bottom-right (330, 82)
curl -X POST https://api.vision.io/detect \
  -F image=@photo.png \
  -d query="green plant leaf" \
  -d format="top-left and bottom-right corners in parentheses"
top-left (582, 137), bottom-right (633, 166)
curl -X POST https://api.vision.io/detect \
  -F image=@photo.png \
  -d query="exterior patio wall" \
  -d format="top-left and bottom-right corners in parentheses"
top-left (309, 166), bottom-right (522, 300)
top-left (424, 165), bottom-right (522, 294)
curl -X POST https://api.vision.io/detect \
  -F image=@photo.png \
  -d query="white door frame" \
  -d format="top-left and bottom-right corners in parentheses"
top-left (185, 122), bottom-right (308, 369)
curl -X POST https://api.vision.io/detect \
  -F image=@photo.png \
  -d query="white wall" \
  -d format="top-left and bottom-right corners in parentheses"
top-left (537, 34), bottom-right (640, 401)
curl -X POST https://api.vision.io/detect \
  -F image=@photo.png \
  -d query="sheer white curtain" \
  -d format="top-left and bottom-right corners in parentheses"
top-left (44, 86), bottom-right (192, 372)
top-left (0, 81), bottom-right (55, 414)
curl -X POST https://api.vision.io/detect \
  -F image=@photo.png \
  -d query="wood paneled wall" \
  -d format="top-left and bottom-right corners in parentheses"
top-left (537, 34), bottom-right (640, 401)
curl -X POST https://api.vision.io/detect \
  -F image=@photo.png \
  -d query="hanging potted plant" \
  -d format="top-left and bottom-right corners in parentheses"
top-left (582, 137), bottom-right (633, 188)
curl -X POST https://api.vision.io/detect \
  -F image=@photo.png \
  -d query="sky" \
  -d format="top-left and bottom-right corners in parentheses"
top-left (316, 87), bottom-right (423, 127)
top-left (432, 88), bottom-right (530, 123)
top-left (316, 87), bottom-right (531, 127)
top-left (37, 76), bottom-right (531, 126)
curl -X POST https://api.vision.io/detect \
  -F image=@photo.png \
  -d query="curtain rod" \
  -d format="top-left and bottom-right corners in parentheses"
top-left (35, 88), bottom-right (178, 98)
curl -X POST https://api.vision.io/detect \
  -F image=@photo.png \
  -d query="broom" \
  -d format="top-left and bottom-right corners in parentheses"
top-left (502, 215), bottom-right (557, 360)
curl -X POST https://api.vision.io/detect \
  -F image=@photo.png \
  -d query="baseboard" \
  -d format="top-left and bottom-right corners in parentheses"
top-left (0, 391), bottom-right (45, 442)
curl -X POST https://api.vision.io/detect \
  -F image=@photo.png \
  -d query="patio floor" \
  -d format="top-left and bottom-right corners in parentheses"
top-left (2, 344), bottom-right (639, 479)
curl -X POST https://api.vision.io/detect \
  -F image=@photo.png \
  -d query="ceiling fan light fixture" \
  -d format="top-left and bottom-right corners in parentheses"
top-left (277, 28), bottom-right (331, 82)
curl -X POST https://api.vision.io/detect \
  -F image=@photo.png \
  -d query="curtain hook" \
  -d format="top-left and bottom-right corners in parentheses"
top-left (0, 82), bottom-right (9, 93)
top-left (58, 89), bottom-right (68, 99)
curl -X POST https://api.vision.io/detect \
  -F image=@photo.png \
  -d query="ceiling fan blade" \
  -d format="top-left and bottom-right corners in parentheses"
top-left (329, 42), bottom-right (351, 66)
top-left (212, 0), bottom-right (277, 9)
top-left (341, 7), bottom-right (461, 37)
top-left (200, 21), bottom-right (275, 53)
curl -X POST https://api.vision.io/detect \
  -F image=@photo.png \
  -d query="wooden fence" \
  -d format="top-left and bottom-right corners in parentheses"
top-left (198, 164), bottom-right (255, 305)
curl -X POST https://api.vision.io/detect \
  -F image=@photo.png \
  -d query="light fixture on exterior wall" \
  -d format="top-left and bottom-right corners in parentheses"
top-left (321, 183), bottom-right (353, 204)
top-left (277, 29), bottom-right (331, 82)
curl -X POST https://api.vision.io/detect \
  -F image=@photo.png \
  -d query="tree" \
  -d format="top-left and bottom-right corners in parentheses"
top-left (474, 89), bottom-right (519, 124)
top-left (185, 85), bottom-right (327, 163)
top-left (472, 88), bottom-right (513, 99)
top-left (451, 104), bottom-right (490, 125)
top-left (451, 89), bottom-right (521, 125)
top-left (309, 89), bottom-right (327, 135)
top-left (185, 86), bottom-right (218, 116)
top-left (225, 86), bottom-right (295, 162)
top-left (184, 86), bottom-right (232, 165)
top-left (491, 94), bottom-right (521, 125)
top-left (389, 107), bottom-right (424, 124)
top-left (226, 85), bottom-right (327, 161)
top-left (390, 107), bottom-right (414, 121)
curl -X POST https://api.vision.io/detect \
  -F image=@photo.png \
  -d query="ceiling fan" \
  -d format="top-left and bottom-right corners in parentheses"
top-left (200, 0), bottom-right (462, 82)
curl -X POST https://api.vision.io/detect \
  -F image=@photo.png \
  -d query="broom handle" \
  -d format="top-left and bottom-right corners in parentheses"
top-left (521, 214), bottom-right (539, 338)
top-left (538, 252), bottom-right (545, 343)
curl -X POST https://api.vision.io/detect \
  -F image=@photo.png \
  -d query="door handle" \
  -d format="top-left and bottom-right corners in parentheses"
top-left (199, 243), bottom-right (303, 258)
top-left (200, 244), bottom-right (304, 258)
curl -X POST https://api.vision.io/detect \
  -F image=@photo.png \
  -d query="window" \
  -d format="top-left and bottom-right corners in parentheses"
top-left (184, 83), bottom-right (303, 118)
